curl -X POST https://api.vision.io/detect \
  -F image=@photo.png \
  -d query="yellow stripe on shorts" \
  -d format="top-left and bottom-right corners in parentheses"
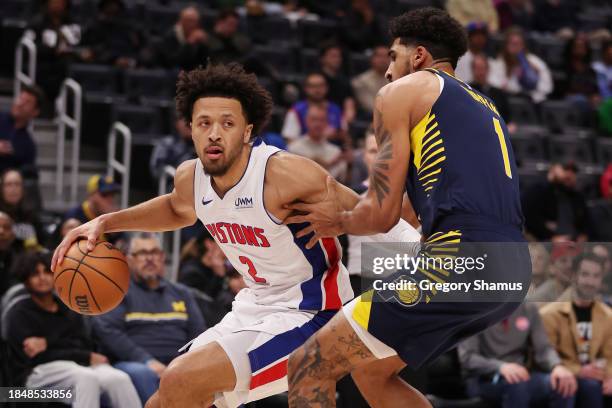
top-left (352, 290), bottom-right (374, 330)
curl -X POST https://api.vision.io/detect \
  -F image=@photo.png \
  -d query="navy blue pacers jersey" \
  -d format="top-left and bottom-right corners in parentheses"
top-left (406, 68), bottom-right (524, 238)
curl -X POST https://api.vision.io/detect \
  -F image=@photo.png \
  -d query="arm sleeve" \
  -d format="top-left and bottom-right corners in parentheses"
top-left (91, 302), bottom-right (154, 363)
top-left (528, 303), bottom-right (561, 371)
top-left (458, 335), bottom-right (506, 376)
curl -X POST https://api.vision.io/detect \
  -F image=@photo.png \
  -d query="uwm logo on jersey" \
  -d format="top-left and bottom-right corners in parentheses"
top-left (235, 196), bottom-right (254, 209)
top-left (205, 222), bottom-right (271, 248)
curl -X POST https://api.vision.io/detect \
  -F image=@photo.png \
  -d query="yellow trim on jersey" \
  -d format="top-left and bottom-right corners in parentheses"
top-left (352, 290), bottom-right (374, 330)
top-left (426, 230), bottom-right (462, 243)
top-left (418, 168), bottom-right (441, 181)
top-left (125, 312), bottom-right (188, 321)
top-left (418, 155), bottom-right (446, 175)
top-left (410, 112), bottom-right (437, 170)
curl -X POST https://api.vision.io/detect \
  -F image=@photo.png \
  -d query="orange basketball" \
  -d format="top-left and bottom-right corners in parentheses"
top-left (54, 239), bottom-right (129, 315)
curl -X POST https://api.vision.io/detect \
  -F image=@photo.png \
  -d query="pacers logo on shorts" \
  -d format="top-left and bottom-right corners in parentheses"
top-left (377, 275), bottom-right (422, 307)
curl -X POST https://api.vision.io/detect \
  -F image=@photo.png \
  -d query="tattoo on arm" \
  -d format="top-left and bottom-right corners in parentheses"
top-left (371, 106), bottom-right (393, 207)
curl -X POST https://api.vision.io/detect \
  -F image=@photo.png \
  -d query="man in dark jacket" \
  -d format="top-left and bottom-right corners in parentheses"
top-left (4, 251), bottom-right (140, 407)
top-left (92, 232), bottom-right (205, 404)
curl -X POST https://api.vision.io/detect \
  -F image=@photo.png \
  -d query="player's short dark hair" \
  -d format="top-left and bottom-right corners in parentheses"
top-left (21, 84), bottom-right (46, 110)
top-left (175, 63), bottom-right (273, 137)
top-left (389, 7), bottom-right (467, 69)
top-left (12, 251), bottom-right (52, 284)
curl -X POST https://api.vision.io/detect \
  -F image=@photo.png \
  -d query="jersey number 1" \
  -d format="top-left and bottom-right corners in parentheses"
top-left (493, 117), bottom-right (512, 179)
top-left (239, 256), bottom-right (267, 284)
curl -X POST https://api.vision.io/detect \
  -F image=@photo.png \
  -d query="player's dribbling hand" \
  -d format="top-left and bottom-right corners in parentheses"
top-left (550, 365), bottom-right (577, 398)
top-left (499, 363), bottom-right (530, 384)
top-left (284, 176), bottom-right (343, 249)
top-left (52, 217), bottom-right (106, 272)
top-left (90, 352), bottom-right (109, 366)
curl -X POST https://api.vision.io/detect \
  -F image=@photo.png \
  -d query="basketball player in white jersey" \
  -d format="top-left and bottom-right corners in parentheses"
top-left (52, 63), bottom-right (420, 408)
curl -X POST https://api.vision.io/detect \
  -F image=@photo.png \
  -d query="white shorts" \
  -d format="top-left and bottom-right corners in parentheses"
top-left (181, 293), bottom-right (337, 408)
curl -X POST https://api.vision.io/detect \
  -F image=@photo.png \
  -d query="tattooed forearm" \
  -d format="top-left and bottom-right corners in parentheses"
top-left (371, 104), bottom-right (393, 207)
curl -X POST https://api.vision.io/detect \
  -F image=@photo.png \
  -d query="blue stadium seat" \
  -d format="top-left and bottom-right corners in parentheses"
top-left (124, 69), bottom-right (174, 101)
top-left (596, 138), bottom-right (612, 165)
top-left (510, 133), bottom-right (548, 165)
top-left (541, 100), bottom-right (586, 133)
top-left (508, 97), bottom-right (539, 125)
top-left (144, 4), bottom-right (181, 36)
top-left (68, 64), bottom-right (120, 97)
top-left (0, 18), bottom-right (26, 77)
top-left (349, 52), bottom-right (370, 77)
top-left (247, 16), bottom-right (295, 46)
top-left (577, 170), bottom-right (603, 199)
top-left (299, 48), bottom-right (320, 74)
top-left (252, 44), bottom-right (298, 75)
top-left (112, 104), bottom-right (165, 144)
top-left (529, 35), bottom-right (565, 70)
top-left (0, 0), bottom-right (32, 19)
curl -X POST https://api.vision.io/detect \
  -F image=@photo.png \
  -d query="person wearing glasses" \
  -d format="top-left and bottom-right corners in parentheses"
top-left (91, 232), bottom-right (205, 404)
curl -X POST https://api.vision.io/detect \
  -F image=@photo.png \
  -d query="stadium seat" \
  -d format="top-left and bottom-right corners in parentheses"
top-left (529, 35), bottom-right (565, 70)
top-left (548, 136), bottom-right (595, 164)
top-left (394, 0), bottom-right (442, 15)
top-left (82, 94), bottom-right (127, 148)
top-left (0, 18), bottom-right (26, 77)
top-left (268, 106), bottom-right (287, 134)
top-left (298, 48), bottom-right (320, 74)
top-left (587, 199), bottom-right (612, 241)
top-left (112, 104), bottom-right (165, 144)
top-left (144, 4), bottom-right (181, 36)
top-left (541, 100), bottom-right (586, 133)
top-left (68, 64), bottom-right (120, 97)
top-left (577, 171), bottom-right (603, 199)
top-left (509, 133), bottom-right (548, 165)
top-left (518, 166), bottom-right (549, 191)
top-left (0, 0), bottom-right (33, 20)
top-left (124, 69), bottom-right (174, 102)
top-left (349, 120), bottom-right (370, 142)
top-left (299, 19), bottom-right (338, 49)
top-left (252, 44), bottom-right (298, 75)
top-left (596, 138), bottom-right (612, 165)
top-left (247, 16), bottom-right (295, 46)
top-left (508, 97), bottom-right (539, 125)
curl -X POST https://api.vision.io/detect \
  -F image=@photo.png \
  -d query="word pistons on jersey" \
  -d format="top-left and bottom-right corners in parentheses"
top-left (205, 222), bottom-right (271, 247)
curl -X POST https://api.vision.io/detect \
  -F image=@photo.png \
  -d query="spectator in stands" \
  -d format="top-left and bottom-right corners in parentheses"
top-left (446, 0), bottom-right (499, 33)
top-left (528, 242), bottom-right (551, 293)
top-left (351, 45), bottom-right (389, 115)
top-left (281, 72), bottom-right (342, 142)
top-left (60, 218), bottom-right (81, 238)
top-left (339, 0), bottom-right (387, 52)
top-left (29, 0), bottom-right (86, 101)
top-left (529, 241), bottom-right (581, 303)
top-left (523, 163), bottom-right (588, 241)
top-left (81, 0), bottom-right (146, 68)
top-left (593, 40), bottom-right (612, 100)
top-left (0, 212), bottom-right (23, 298)
top-left (319, 42), bottom-right (356, 131)
top-left (561, 34), bottom-right (600, 112)
top-left (149, 119), bottom-right (195, 181)
top-left (469, 54), bottom-right (514, 129)
top-left (64, 174), bottom-right (122, 244)
top-left (0, 85), bottom-right (43, 174)
top-left (533, 0), bottom-right (576, 39)
top-left (179, 231), bottom-right (227, 299)
top-left (288, 104), bottom-right (348, 181)
top-left (5, 251), bottom-right (141, 407)
top-left (488, 27), bottom-right (553, 103)
top-left (458, 302), bottom-right (576, 408)
top-left (92, 232), bottom-right (205, 404)
top-left (496, 0), bottom-right (534, 32)
top-left (591, 244), bottom-right (611, 305)
top-left (155, 6), bottom-right (209, 71)
top-left (0, 169), bottom-right (40, 249)
top-left (215, 268), bottom-right (247, 312)
top-left (455, 22), bottom-right (489, 84)
top-left (541, 252), bottom-right (612, 408)
top-left (208, 9), bottom-right (251, 63)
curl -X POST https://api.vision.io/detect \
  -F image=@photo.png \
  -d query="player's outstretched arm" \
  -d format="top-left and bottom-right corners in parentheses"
top-left (52, 160), bottom-right (197, 271)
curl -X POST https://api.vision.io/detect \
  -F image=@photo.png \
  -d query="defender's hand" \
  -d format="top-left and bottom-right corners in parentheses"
top-left (52, 216), bottom-right (106, 272)
top-left (285, 176), bottom-right (344, 249)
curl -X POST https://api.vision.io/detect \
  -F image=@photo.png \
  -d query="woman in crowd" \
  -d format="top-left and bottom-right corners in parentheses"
top-left (0, 169), bottom-right (40, 249)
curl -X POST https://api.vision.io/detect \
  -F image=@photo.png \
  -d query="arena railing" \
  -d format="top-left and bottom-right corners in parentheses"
top-left (107, 122), bottom-right (131, 210)
top-left (14, 34), bottom-right (36, 134)
top-left (56, 78), bottom-right (82, 205)
top-left (158, 165), bottom-right (180, 282)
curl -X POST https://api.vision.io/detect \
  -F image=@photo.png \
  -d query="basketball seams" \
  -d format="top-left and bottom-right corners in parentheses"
top-left (76, 240), bottom-right (128, 265)
top-left (63, 254), bottom-right (127, 295)
top-left (67, 244), bottom-right (90, 309)
top-left (75, 271), bottom-right (102, 313)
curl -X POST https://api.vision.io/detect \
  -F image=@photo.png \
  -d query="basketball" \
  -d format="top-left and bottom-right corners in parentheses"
top-left (54, 239), bottom-right (130, 315)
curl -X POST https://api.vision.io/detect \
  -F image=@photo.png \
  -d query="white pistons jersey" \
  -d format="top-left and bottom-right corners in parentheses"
top-left (193, 141), bottom-right (353, 311)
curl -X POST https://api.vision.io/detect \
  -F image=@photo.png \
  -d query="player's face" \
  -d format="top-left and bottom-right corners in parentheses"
top-left (191, 97), bottom-right (253, 176)
top-left (386, 38), bottom-right (426, 82)
top-left (575, 260), bottom-right (603, 301)
top-left (27, 263), bottom-right (54, 295)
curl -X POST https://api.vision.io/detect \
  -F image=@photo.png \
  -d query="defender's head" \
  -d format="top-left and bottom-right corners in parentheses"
top-left (176, 63), bottom-right (273, 176)
top-left (386, 8), bottom-right (467, 82)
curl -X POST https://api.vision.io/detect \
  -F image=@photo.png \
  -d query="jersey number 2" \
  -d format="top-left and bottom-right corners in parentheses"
top-left (493, 117), bottom-right (512, 179)
top-left (239, 256), bottom-right (267, 284)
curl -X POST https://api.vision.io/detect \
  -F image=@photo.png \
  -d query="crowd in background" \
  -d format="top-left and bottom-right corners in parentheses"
top-left (1, 0), bottom-right (612, 407)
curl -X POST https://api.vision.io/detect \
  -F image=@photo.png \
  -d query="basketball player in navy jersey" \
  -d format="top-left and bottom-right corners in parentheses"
top-left (52, 63), bottom-right (420, 407)
top-left (283, 8), bottom-right (548, 408)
